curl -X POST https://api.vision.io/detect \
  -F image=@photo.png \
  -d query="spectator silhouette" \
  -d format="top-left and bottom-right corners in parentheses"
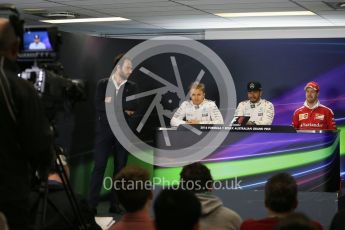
top-left (180, 162), bottom-right (242, 230)
top-left (240, 173), bottom-right (322, 230)
top-left (154, 189), bottom-right (201, 230)
top-left (109, 166), bottom-right (154, 230)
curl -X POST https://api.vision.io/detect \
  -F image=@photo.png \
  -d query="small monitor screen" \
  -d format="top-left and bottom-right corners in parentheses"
top-left (23, 30), bottom-right (53, 51)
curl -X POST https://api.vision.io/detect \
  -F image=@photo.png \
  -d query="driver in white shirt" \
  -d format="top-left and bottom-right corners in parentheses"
top-left (171, 82), bottom-right (224, 126)
top-left (233, 81), bottom-right (274, 125)
top-left (28, 35), bottom-right (46, 50)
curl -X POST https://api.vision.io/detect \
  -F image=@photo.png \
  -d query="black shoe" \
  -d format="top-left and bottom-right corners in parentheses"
top-left (109, 205), bottom-right (124, 214)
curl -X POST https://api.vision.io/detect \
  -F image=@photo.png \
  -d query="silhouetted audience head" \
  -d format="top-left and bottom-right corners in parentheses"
top-left (275, 212), bottom-right (317, 230)
top-left (0, 18), bottom-right (19, 60)
top-left (180, 162), bottom-right (213, 192)
top-left (114, 165), bottom-right (152, 213)
top-left (154, 189), bottom-right (201, 230)
top-left (0, 212), bottom-right (9, 230)
top-left (265, 173), bottom-right (298, 213)
top-left (330, 208), bottom-right (345, 230)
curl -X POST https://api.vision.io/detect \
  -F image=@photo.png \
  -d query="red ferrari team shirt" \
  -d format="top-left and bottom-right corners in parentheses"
top-left (292, 100), bottom-right (336, 130)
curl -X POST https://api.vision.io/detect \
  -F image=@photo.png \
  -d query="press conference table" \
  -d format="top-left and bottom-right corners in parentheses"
top-left (154, 125), bottom-right (340, 192)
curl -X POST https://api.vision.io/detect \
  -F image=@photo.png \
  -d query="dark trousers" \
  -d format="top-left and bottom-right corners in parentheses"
top-left (0, 199), bottom-right (29, 230)
top-left (89, 123), bottom-right (128, 208)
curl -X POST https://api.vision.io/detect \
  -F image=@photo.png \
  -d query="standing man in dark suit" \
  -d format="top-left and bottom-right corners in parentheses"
top-left (89, 54), bottom-right (137, 214)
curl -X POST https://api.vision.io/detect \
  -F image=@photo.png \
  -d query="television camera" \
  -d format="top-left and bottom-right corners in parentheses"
top-left (1, 4), bottom-right (90, 230)
top-left (18, 26), bottom-right (87, 121)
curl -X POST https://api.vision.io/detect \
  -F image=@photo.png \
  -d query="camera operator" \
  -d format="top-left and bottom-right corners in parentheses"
top-left (29, 155), bottom-right (101, 230)
top-left (0, 17), bottom-right (53, 230)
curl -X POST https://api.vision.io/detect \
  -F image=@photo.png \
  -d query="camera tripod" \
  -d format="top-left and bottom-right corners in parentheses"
top-left (31, 146), bottom-right (89, 230)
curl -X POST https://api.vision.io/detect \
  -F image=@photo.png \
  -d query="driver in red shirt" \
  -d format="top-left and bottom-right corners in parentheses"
top-left (292, 81), bottom-right (336, 130)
